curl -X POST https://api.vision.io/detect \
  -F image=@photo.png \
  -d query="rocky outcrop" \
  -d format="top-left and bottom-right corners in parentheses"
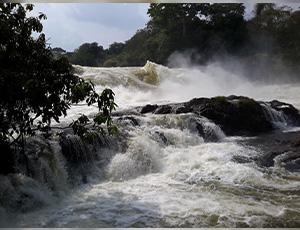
top-left (138, 96), bottom-right (300, 136)
top-left (141, 104), bottom-right (158, 114)
top-left (269, 100), bottom-right (300, 126)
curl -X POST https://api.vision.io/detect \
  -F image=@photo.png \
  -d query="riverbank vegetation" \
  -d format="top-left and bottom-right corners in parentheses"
top-left (0, 3), bottom-right (117, 175)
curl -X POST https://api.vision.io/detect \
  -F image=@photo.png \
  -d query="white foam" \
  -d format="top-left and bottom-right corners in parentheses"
top-left (4, 63), bottom-right (300, 228)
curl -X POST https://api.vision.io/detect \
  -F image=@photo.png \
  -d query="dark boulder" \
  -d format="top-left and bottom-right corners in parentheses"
top-left (154, 105), bottom-right (173, 114)
top-left (194, 120), bottom-right (220, 142)
top-left (269, 100), bottom-right (300, 126)
top-left (175, 106), bottom-right (193, 114)
top-left (186, 96), bottom-right (273, 136)
top-left (141, 104), bottom-right (158, 114)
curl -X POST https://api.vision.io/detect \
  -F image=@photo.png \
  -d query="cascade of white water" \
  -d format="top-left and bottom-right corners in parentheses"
top-left (2, 62), bottom-right (300, 228)
top-left (260, 103), bottom-right (289, 130)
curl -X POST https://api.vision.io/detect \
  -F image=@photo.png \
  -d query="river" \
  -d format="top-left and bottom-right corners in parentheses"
top-left (1, 61), bottom-right (300, 227)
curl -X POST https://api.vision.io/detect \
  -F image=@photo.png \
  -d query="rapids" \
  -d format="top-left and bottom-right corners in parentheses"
top-left (78, 61), bottom-right (300, 109)
top-left (1, 61), bottom-right (300, 227)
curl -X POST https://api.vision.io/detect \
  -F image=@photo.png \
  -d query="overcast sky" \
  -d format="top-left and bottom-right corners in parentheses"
top-left (30, 3), bottom-right (150, 52)
top-left (29, 3), bottom-right (298, 52)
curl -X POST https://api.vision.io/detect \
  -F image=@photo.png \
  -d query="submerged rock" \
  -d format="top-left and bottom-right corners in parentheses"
top-left (238, 130), bottom-right (300, 172)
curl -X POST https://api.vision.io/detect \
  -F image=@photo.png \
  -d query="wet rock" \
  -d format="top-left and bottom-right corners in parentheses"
top-left (284, 157), bottom-right (300, 172)
top-left (154, 105), bottom-right (172, 114)
top-left (59, 132), bottom-right (112, 186)
top-left (240, 131), bottom-right (300, 172)
top-left (141, 104), bottom-right (158, 114)
top-left (137, 95), bottom-right (300, 136)
top-left (112, 110), bottom-right (140, 117)
top-left (186, 96), bottom-right (273, 136)
top-left (255, 151), bottom-right (282, 168)
top-left (186, 97), bottom-right (210, 109)
top-left (194, 120), bottom-right (219, 142)
top-left (152, 131), bottom-right (169, 145)
top-left (232, 155), bottom-right (253, 164)
top-left (60, 134), bottom-right (92, 164)
top-left (175, 106), bottom-right (192, 114)
top-left (117, 116), bottom-right (140, 126)
top-left (269, 100), bottom-right (300, 126)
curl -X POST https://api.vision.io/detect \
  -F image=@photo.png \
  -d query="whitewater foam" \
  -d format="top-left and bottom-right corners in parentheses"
top-left (2, 62), bottom-right (300, 227)
top-left (74, 61), bottom-right (300, 111)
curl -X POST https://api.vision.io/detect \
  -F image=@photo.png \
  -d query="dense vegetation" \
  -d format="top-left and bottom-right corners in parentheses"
top-left (0, 3), bottom-right (117, 174)
top-left (64, 3), bottom-right (300, 80)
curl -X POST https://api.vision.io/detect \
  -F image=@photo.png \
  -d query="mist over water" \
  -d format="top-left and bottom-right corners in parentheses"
top-left (76, 58), bottom-right (300, 112)
top-left (1, 60), bottom-right (300, 227)
top-left (166, 51), bottom-right (300, 108)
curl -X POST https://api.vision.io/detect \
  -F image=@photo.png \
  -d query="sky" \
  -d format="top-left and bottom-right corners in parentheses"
top-left (30, 3), bottom-right (151, 52)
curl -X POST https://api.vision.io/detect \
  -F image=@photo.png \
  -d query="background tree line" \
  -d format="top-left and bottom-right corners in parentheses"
top-left (59, 3), bottom-right (300, 80)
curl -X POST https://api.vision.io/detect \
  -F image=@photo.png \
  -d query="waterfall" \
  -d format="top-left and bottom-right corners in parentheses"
top-left (261, 102), bottom-right (290, 130)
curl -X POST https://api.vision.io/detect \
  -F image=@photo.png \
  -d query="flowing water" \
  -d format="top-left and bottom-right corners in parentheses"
top-left (1, 61), bottom-right (300, 227)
